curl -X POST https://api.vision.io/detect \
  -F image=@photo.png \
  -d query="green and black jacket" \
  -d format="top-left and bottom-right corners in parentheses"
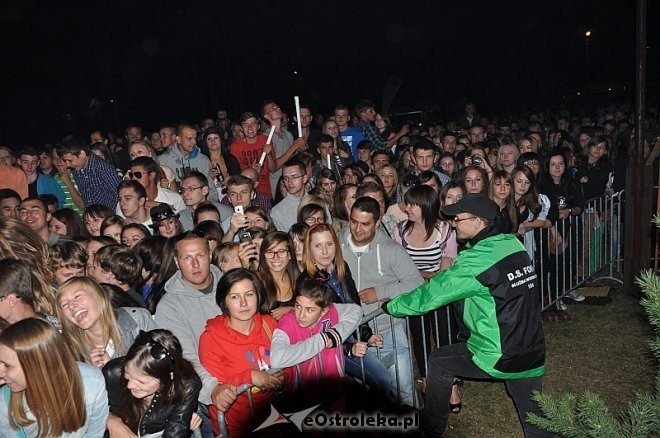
top-left (386, 226), bottom-right (545, 379)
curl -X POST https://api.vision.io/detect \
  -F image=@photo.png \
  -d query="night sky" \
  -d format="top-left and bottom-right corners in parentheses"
top-left (0, 0), bottom-right (657, 146)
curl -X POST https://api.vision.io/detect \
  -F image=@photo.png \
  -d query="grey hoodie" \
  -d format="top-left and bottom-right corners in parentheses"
top-left (154, 265), bottom-right (223, 404)
top-left (339, 227), bottom-right (423, 332)
top-left (159, 144), bottom-right (219, 202)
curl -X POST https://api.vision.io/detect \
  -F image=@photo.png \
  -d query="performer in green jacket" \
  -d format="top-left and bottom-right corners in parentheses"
top-left (383, 193), bottom-right (550, 437)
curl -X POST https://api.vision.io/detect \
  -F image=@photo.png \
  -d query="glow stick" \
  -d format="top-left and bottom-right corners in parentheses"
top-left (266, 125), bottom-right (276, 144)
top-left (258, 151), bottom-right (267, 166)
top-left (294, 96), bottom-right (302, 138)
top-left (327, 154), bottom-right (332, 169)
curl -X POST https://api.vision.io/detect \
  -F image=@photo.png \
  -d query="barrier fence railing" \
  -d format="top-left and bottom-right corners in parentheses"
top-left (211, 194), bottom-right (627, 435)
top-left (356, 192), bottom-right (626, 409)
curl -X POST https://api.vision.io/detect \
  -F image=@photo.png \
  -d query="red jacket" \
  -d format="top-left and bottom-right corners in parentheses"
top-left (199, 313), bottom-right (283, 437)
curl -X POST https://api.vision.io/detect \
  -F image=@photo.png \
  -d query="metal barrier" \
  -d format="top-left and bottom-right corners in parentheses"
top-left (538, 191), bottom-right (625, 310)
top-left (352, 193), bottom-right (626, 410)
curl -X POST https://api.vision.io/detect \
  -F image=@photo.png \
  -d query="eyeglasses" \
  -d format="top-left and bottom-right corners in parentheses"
top-left (128, 170), bottom-right (150, 179)
top-left (523, 160), bottom-right (540, 167)
top-left (135, 331), bottom-right (175, 366)
top-left (180, 186), bottom-right (203, 193)
top-left (304, 216), bottom-right (325, 225)
top-left (452, 216), bottom-right (477, 224)
top-left (282, 174), bottom-right (304, 183)
top-left (264, 249), bottom-right (289, 259)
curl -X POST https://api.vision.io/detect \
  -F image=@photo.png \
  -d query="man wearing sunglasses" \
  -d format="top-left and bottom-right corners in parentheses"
top-left (126, 157), bottom-right (185, 213)
top-left (383, 194), bottom-right (548, 437)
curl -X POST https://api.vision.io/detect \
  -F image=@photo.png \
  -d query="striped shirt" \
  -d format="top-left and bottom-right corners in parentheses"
top-left (394, 221), bottom-right (457, 272)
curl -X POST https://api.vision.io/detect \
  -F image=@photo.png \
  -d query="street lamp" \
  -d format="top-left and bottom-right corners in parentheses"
top-left (585, 30), bottom-right (592, 87)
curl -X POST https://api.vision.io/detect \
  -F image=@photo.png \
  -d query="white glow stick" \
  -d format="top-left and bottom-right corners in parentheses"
top-left (266, 125), bottom-right (276, 144)
top-left (258, 151), bottom-right (267, 166)
top-left (327, 154), bottom-right (332, 169)
top-left (294, 96), bottom-right (302, 138)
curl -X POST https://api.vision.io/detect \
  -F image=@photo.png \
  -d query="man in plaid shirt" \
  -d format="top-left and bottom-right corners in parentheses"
top-left (56, 135), bottom-right (122, 210)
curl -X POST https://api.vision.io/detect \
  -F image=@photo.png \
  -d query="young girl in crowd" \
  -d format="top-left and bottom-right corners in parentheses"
top-left (297, 224), bottom-right (391, 398)
top-left (258, 232), bottom-right (300, 320)
top-left (199, 269), bottom-right (287, 437)
top-left (245, 206), bottom-right (276, 232)
top-left (512, 165), bottom-right (551, 259)
top-left (393, 184), bottom-right (460, 409)
top-left (101, 215), bottom-right (126, 243)
top-left (0, 318), bottom-right (109, 437)
top-left (103, 329), bottom-right (202, 437)
top-left (270, 277), bottom-right (362, 393)
top-left (120, 223), bottom-right (150, 248)
top-left (332, 183), bottom-right (357, 232)
top-left (460, 165), bottom-right (489, 195)
top-left (57, 276), bottom-right (157, 367)
top-left (288, 222), bottom-right (309, 272)
top-left (83, 204), bottom-right (113, 237)
top-left (488, 169), bottom-right (517, 234)
top-left (51, 208), bottom-right (88, 238)
top-left (440, 181), bottom-right (464, 207)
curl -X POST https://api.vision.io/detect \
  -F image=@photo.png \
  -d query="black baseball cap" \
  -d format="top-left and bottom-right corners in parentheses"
top-left (441, 193), bottom-right (498, 220)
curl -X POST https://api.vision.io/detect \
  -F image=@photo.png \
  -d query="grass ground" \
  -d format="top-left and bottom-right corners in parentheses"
top-left (445, 282), bottom-right (655, 437)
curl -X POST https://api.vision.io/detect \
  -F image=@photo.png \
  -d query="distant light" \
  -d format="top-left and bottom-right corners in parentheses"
top-left (585, 30), bottom-right (592, 37)
top-left (110, 99), bottom-right (114, 103)
top-left (293, 70), bottom-right (298, 75)
top-left (577, 92), bottom-right (581, 96)
top-left (608, 88), bottom-right (612, 91)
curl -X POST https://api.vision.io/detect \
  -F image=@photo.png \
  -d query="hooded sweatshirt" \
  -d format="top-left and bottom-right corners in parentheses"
top-left (199, 313), bottom-right (282, 437)
top-left (339, 227), bottom-right (424, 332)
top-left (154, 265), bottom-right (223, 405)
top-left (270, 303), bottom-right (362, 384)
top-left (159, 144), bottom-right (218, 202)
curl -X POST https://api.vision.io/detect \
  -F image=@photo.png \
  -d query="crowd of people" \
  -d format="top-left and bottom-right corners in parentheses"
top-left (0, 98), bottom-right (654, 436)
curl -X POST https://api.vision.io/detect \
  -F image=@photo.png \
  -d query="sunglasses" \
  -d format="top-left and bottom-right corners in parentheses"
top-left (135, 331), bottom-right (175, 366)
top-left (128, 170), bottom-right (150, 179)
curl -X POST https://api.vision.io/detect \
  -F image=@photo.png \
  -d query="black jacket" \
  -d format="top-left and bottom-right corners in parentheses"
top-left (103, 357), bottom-right (202, 438)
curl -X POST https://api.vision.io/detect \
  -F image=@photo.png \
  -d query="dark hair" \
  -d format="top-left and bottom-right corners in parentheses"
top-left (460, 165), bottom-right (489, 194)
top-left (100, 216), bottom-right (126, 237)
top-left (121, 223), bottom-right (151, 245)
top-left (216, 268), bottom-right (268, 315)
top-left (130, 156), bottom-right (159, 174)
top-left (116, 329), bottom-right (197, 433)
top-left (239, 111), bottom-right (260, 124)
top-left (297, 203), bottom-right (326, 224)
top-left (56, 134), bottom-right (89, 156)
top-left (333, 183), bottom-right (357, 221)
top-left (0, 258), bottom-right (34, 305)
top-left (133, 236), bottom-right (168, 289)
top-left (288, 222), bottom-right (309, 244)
top-left (84, 204), bottom-right (113, 222)
top-left (91, 142), bottom-right (120, 168)
top-left (342, 163), bottom-right (364, 181)
top-left (193, 202), bottom-right (220, 226)
top-left (96, 244), bottom-right (143, 286)
top-left (194, 220), bottom-right (224, 243)
top-left (356, 181), bottom-right (387, 208)
top-left (38, 194), bottom-right (59, 210)
top-left (245, 206), bottom-right (275, 232)
top-left (100, 283), bottom-right (140, 308)
top-left (439, 181), bottom-right (464, 207)
top-left (418, 171), bottom-right (442, 189)
top-left (183, 170), bottom-right (209, 188)
top-left (402, 184), bottom-right (440, 240)
top-left (258, 232), bottom-right (300, 310)
top-left (295, 276), bottom-right (333, 308)
top-left (52, 208), bottom-right (88, 238)
top-left (0, 189), bottom-right (21, 203)
top-left (412, 137), bottom-right (437, 154)
top-left (201, 126), bottom-right (229, 156)
top-left (512, 165), bottom-right (541, 219)
top-left (541, 148), bottom-right (571, 186)
top-left (146, 238), bottom-right (178, 314)
top-left (118, 180), bottom-right (147, 199)
top-left (351, 196), bottom-right (381, 221)
top-left (282, 158), bottom-right (306, 175)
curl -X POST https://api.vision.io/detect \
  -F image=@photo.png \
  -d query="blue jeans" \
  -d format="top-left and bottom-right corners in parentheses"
top-left (344, 351), bottom-right (393, 399)
top-left (366, 320), bottom-right (415, 406)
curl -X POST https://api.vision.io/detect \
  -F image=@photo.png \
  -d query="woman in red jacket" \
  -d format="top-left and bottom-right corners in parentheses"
top-left (199, 268), bottom-right (288, 437)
